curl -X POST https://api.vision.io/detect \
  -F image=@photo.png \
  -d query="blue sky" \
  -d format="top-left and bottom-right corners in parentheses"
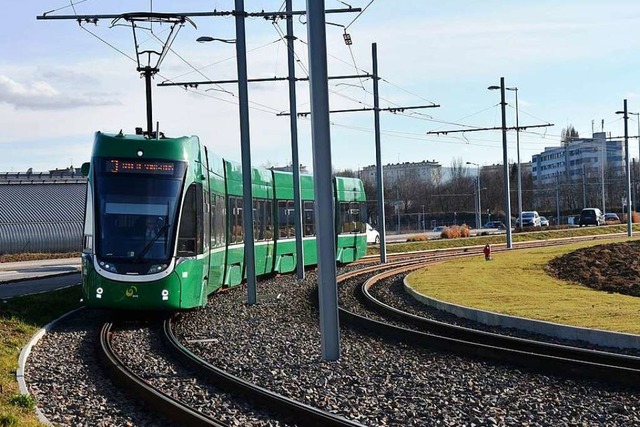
top-left (2, 1), bottom-right (640, 173)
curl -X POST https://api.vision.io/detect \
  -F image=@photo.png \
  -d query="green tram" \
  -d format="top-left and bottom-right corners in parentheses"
top-left (80, 131), bottom-right (368, 310)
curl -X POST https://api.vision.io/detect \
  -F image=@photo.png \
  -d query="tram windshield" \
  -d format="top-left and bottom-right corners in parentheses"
top-left (94, 158), bottom-right (187, 265)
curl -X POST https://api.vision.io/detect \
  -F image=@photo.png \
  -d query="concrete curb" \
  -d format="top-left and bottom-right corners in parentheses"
top-left (17, 307), bottom-right (85, 426)
top-left (403, 277), bottom-right (640, 350)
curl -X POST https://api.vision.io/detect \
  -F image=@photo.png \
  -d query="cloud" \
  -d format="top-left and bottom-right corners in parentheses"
top-left (0, 75), bottom-right (120, 110)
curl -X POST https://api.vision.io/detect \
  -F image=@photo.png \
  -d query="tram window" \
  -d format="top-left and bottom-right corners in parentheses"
top-left (178, 184), bottom-right (197, 256)
top-left (303, 201), bottom-right (315, 236)
top-left (254, 199), bottom-right (264, 241)
top-left (83, 184), bottom-right (93, 252)
top-left (358, 202), bottom-right (367, 231)
top-left (339, 202), bottom-right (364, 234)
top-left (210, 193), bottom-right (216, 248)
top-left (216, 194), bottom-right (226, 246)
top-left (278, 200), bottom-right (292, 238)
top-left (203, 189), bottom-right (210, 252)
top-left (264, 200), bottom-right (273, 239)
top-left (229, 197), bottom-right (243, 244)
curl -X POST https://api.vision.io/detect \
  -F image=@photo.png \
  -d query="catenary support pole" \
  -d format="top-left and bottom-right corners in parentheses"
top-left (601, 138), bottom-right (606, 214)
top-left (286, 0), bottom-right (305, 279)
top-left (623, 99), bottom-right (633, 237)
top-left (556, 175), bottom-right (561, 225)
top-left (372, 43), bottom-right (387, 263)
top-left (499, 77), bottom-right (513, 248)
top-left (514, 88), bottom-right (522, 231)
top-left (306, 0), bottom-right (340, 361)
top-left (235, 0), bottom-right (257, 304)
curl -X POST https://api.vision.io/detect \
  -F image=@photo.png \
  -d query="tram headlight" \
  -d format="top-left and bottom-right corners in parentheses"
top-left (147, 264), bottom-right (168, 274)
top-left (98, 261), bottom-right (117, 273)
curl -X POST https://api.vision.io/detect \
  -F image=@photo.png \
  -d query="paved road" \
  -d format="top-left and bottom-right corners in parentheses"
top-left (0, 258), bottom-right (81, 299)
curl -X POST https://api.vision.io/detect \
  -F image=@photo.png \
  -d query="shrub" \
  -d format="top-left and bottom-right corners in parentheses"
top-left (440, 225), bottom-right (469, 239)
top-left (623, 211), bottom-right (640, 224)
top-left (406, 234), bottom-right (429, 242)
top-left (9, 394), bottom-right (36, 410)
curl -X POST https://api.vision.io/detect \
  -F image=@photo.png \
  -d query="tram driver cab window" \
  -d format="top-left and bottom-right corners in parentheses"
top-left (178, 183), bottom-right (203, 256)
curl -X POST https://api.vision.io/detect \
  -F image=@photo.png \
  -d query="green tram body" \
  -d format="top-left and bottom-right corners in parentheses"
top-left (81, 132), bottom-right (368, 310)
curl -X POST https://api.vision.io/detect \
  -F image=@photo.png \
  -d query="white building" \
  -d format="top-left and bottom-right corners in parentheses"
top-left (359, 160), bottom-right (453, 186)
top-left (531, 132), bottom-right (625, 187)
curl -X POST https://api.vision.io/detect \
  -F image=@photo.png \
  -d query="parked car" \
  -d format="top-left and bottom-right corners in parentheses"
top-left (432, 226), bottom-right (446, 233)
top-left (483, 221), bottom-right (506, 229)
top-left (604, 213), bottom-right (621, 223)
top-left (366, 223), bottom-right (380, 244)
top-left (516, 211), bottom-right (541, 227)
top-left (539, 216), bottom-right (550, 226)
top-left (579, 208), bottom-right (605, 226)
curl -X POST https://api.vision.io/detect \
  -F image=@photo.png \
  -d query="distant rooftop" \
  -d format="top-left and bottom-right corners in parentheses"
top-left (0, 166), bottom-right (86, 184)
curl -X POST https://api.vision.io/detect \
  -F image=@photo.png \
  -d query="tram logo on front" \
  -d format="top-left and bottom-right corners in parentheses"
top-left (125, 286), bottom-right (139, 298)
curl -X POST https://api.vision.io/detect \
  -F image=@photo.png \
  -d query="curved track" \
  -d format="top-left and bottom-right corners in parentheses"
top-left (98, 321), bottom-right (226, 426)
top-left (98, 320), bottom-right (365, 427)
top-left (337, 258), bottom-right (640, 388)
top-left (162, 317), bottom-right (365, 427)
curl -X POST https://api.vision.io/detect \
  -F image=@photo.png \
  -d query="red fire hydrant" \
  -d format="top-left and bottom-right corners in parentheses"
top-left (483, 244), bottom-right (492, 261)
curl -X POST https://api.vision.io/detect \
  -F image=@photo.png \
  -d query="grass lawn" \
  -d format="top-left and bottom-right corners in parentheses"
top-left (406, 236), bottom-right (640, 334)
top-left (0, 287), bottom-right (83, 427)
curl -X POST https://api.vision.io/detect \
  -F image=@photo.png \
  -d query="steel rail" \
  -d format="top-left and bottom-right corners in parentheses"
top-left (162, 319), bottom-right (366, 427)
top-left (98, 322), bottom-right (228, 427)
top-left (338, 262), bottom-right (640, 387)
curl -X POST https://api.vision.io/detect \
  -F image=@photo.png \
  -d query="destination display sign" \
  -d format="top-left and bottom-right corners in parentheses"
top-left (105, 159), bottom-right (175, 175)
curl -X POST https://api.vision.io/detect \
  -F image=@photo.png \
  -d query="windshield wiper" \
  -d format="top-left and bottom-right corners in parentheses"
top-left (133, 223), bottom-right (170, 263)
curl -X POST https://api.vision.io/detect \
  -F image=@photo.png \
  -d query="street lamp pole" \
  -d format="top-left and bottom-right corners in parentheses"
top-left (488, 78), bottom-right (513, 248)
top-left (466, 161), bottom-right (481, 230)
top-left (506, 87), bottom-right (522, 231)
top-left (629, 111), bottom-right (640, 212)
top-left (616, 100), bottom-right (633, 237)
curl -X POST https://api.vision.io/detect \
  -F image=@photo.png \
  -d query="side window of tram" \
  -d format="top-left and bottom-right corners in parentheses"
top-left (216, 194), bottom-right (226, 246)
top-left (340, 202), bottom-right (363, 234)
top-left (278, 200), bottom-right (293, 238)
top-left (264, 200), bottom-right (273, 239)
top-left (253, 199), bottom-right (263, 241)
top-left (229, 197), bottom-right (244, 244)
top-left (178, 184), bottom-right (198, 256)
top-left (303, 201), bottom-right (315, 236)
top-left (203, 189), bottom-right (210, 252)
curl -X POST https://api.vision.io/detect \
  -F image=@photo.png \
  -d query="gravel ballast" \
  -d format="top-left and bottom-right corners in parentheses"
top-left (26, 267), bottom-right (640, 426)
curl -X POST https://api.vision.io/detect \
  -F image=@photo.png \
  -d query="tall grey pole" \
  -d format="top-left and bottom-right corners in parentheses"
top-left (601, 138), bottom-right (606, 214)
top-left (286, 0), bottom-right (305, 279)
top-left (396, 186), bottom-right (400, 233)
top-left (514, 88), bottom-right (522, 231)
top-left (582, 164), bottom-right (587, 208)
top-left (306, 0), bottom-right (340, 360)
top-left (235, 0), bottom-right (256, 304)
top-left (372, 43), bottom-right (387, 263)
top-left (499, 78), bottom-right (513, 248)
top-left (477, 169), bottom-right (482, 229)
top-left (623, 99), bottom-right (633, 236)
top-left (556, 175), bottom-right (561, 224)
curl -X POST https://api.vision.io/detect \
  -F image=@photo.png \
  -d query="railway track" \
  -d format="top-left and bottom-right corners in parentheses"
top-left (98, 320), bottom-right (365, 427)
top-left (337, 255), bottom-right (640, 388)
top-left (91, 235), bottom-right (638, 424)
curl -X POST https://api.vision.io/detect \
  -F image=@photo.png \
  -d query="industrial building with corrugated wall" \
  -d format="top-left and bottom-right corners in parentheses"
top-left (0, 182), bottom-right (86, 254)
